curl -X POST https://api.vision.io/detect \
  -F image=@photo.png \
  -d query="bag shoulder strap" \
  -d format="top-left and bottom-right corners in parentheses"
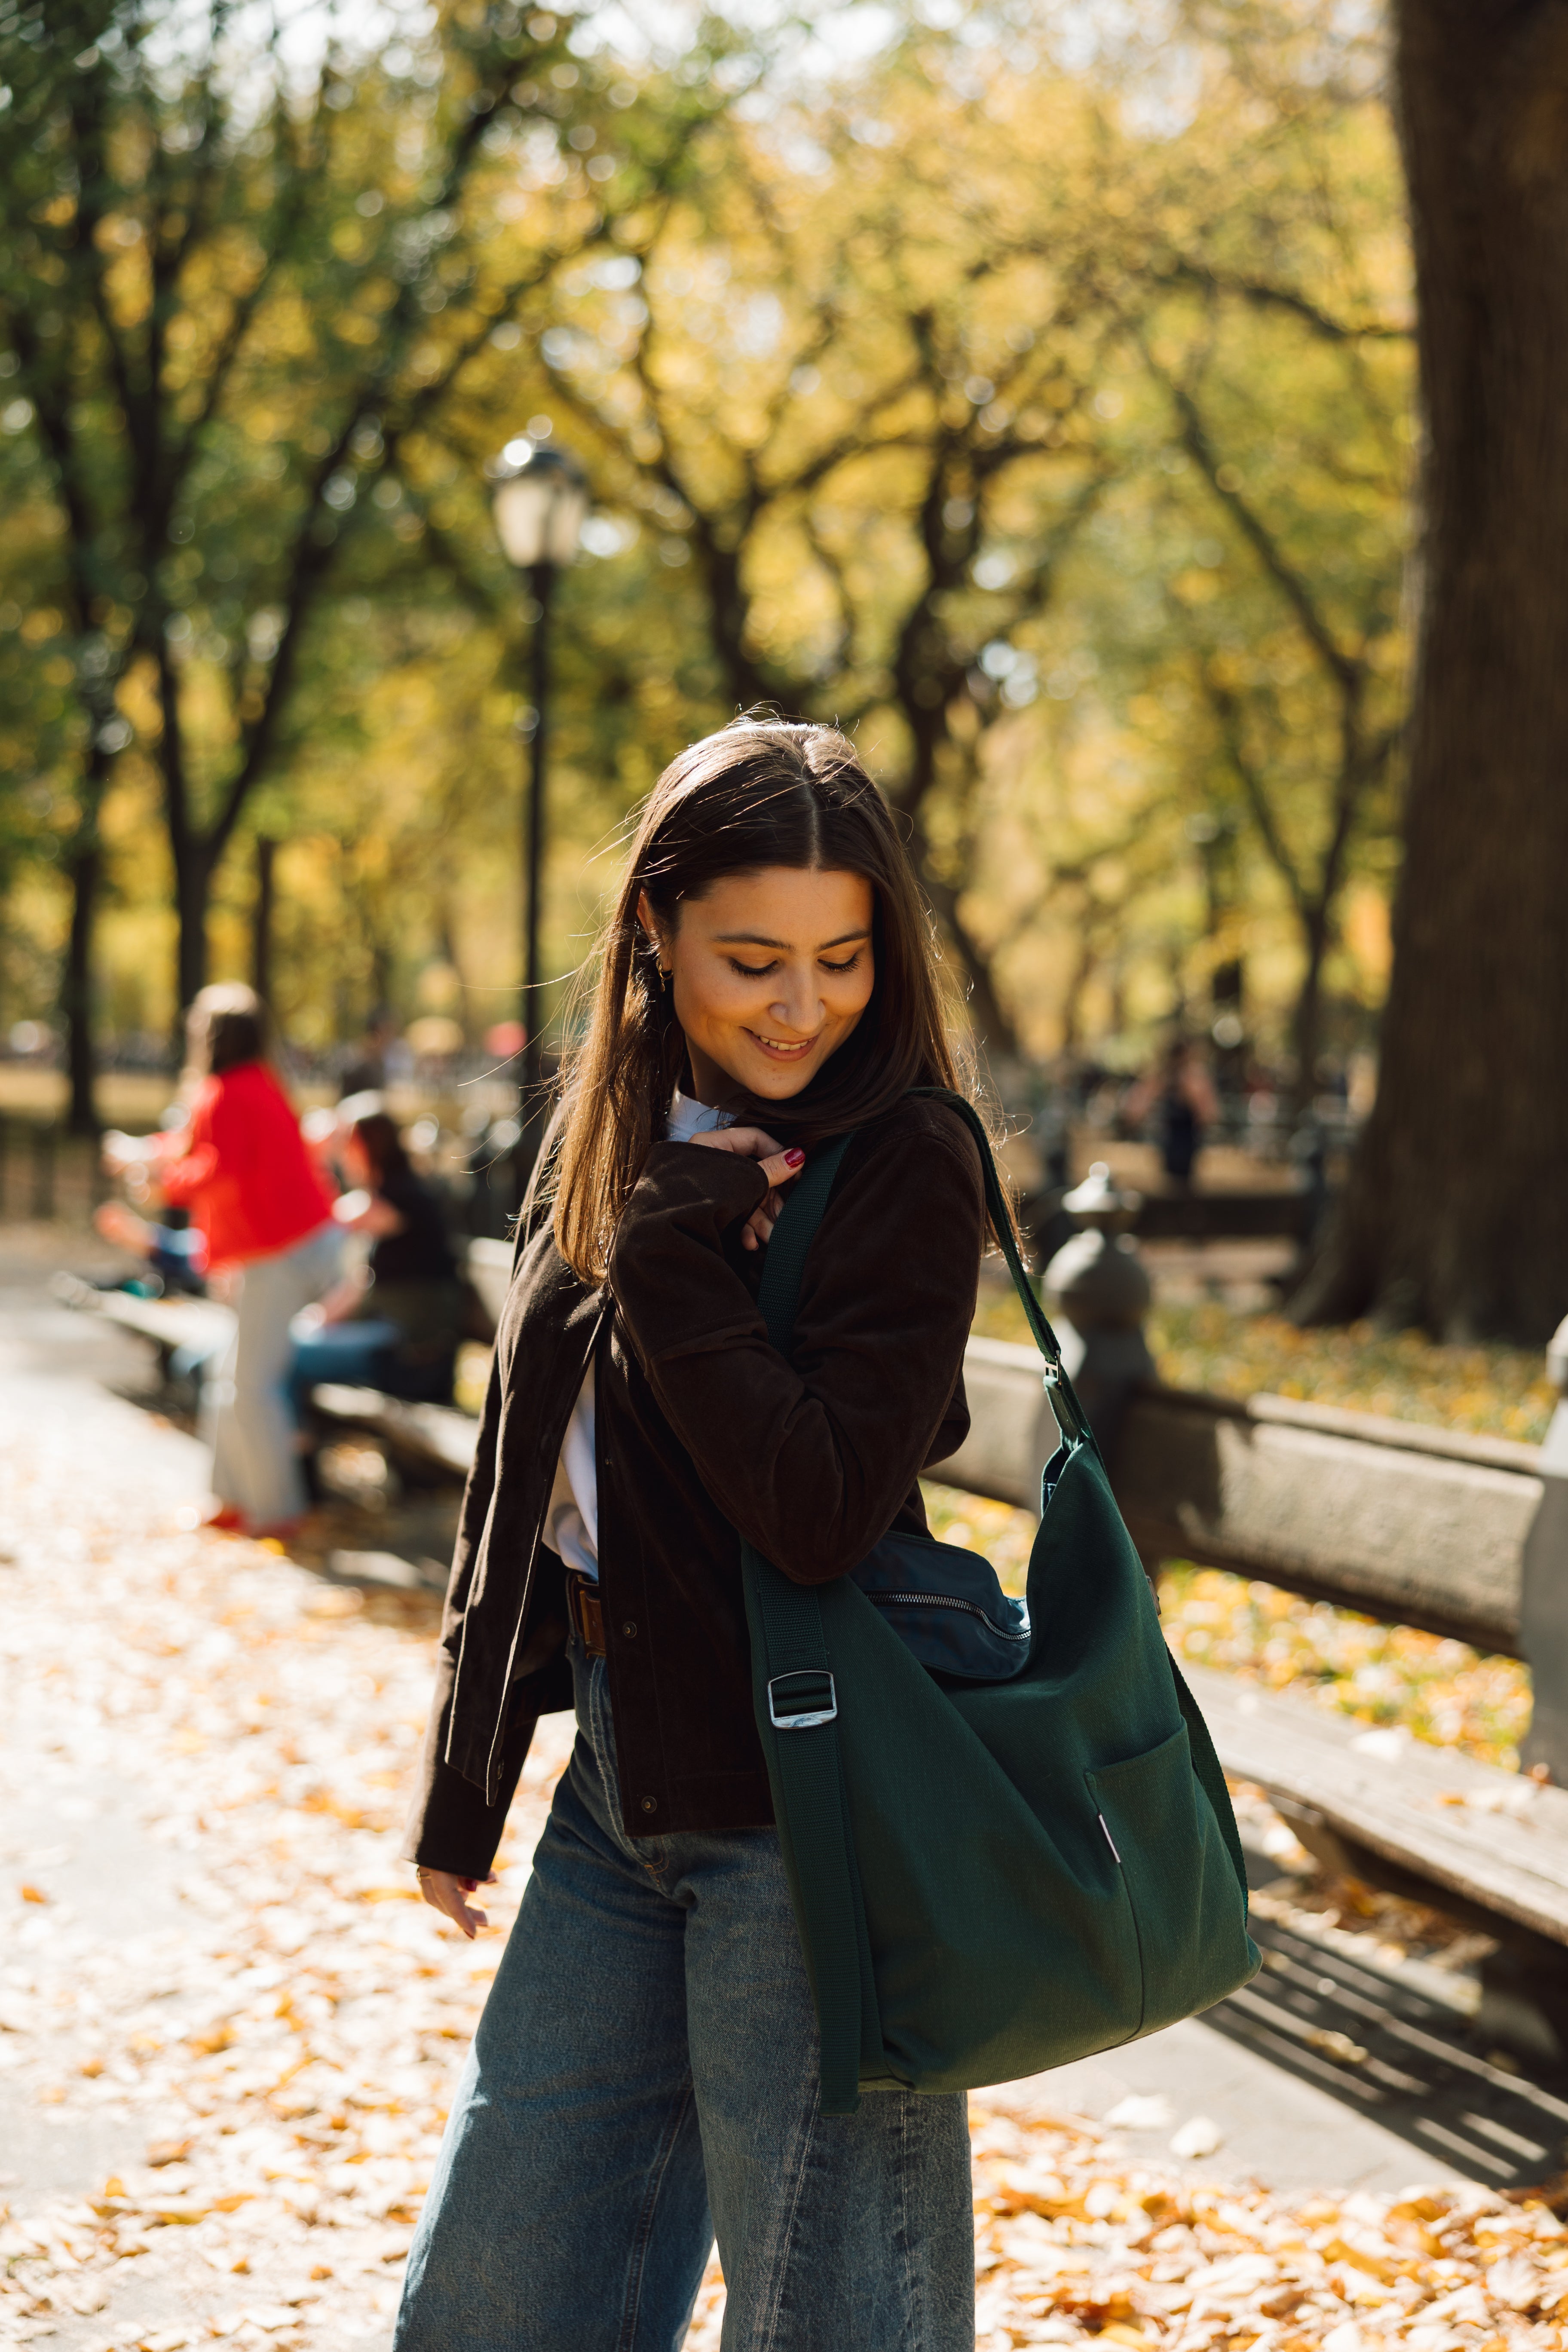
top-left (747, 1129), bottom-right (869, 2116)
top-left (753, 1132), bottom-right (854, 1349)
top-left (903, 1087), bottom-right (1090, 1449)
top-left (903, 1087), bottom-right (1063, 1363)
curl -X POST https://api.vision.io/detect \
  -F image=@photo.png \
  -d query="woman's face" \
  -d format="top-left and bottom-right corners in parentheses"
top-left (641, 866), bottom-right (876, 1105)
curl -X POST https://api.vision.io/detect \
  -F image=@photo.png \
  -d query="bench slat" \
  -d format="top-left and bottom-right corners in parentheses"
top-left (934, 1358), bottom-right (1540, 1659)
top-left (1182, 1660), bottom-right (1568, 1947)
top-left (1120, 1394), bottom-right (1534, 1655)
top-left (309, 1384), bottom-right (478, 1478)
top-left (89, 1289), bottom-right (234, 1357)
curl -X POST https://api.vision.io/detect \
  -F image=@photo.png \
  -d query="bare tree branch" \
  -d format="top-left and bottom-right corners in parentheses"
top-left (1164, 258), bottom-right (1412, 342)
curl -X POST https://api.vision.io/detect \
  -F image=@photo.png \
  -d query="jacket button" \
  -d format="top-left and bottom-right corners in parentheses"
top-left (622, 1620), bottom-right (637, 1639)
top-left (640, 1796), bottom-right (658, 1814)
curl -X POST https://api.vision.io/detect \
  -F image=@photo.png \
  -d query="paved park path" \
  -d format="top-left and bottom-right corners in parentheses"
top-left (3, 1231), bottom-right (1564, 2352)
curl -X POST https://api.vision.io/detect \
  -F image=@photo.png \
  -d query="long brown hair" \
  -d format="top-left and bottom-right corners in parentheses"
top-left (345, 1107), bottom-right (411, 1188)
top-left (549, 717), bottom-right (986, 1283)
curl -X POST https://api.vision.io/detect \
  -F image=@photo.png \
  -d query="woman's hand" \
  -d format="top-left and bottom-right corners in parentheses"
top-left (688, 1127), bottom-right (806, 1252)
top-left (101, 1129), bottom-right (153, 1175)
top-left (295, 1274), bottom-right (367, 1333)
top-left (332, 1187), bottom-right (407, 1238)
top-left (417, 1868), bottom-right (496, 1939)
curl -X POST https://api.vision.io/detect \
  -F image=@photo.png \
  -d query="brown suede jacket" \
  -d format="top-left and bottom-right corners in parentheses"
top-left (401, 1094), bottom-right (986, 1876)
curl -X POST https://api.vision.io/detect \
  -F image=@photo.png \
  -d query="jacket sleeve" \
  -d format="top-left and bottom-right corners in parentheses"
top-left (607, 1115), bottom-right (985, 1584)
top-left (399, 1344), bottom-right (532, 1876)
top-left (156, 1097), bottom-right (221, 1208)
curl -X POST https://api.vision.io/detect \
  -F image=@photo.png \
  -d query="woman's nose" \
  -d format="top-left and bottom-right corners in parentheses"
top-left (769, 973), bottom-right (817, 1031)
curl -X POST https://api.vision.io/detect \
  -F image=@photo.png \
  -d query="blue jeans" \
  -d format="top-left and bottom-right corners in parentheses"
top-left (395, 1640), bottom-right (974, 2352)
top-left (149, 1225), bottom-right (206, 1295)
top-left (286, 1317), bottom-right (404, 1424)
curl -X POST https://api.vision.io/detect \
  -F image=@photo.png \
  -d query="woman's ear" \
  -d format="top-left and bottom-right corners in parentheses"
top-left (636, 889), bottom-right (671, 976)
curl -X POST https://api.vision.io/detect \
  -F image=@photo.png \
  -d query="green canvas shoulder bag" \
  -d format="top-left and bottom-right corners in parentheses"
top-left (740, 1089), bottom-right (1260, 2118)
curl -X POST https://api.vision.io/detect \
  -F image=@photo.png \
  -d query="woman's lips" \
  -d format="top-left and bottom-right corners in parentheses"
top-left (745, 1030), bottom-right (816, 1060)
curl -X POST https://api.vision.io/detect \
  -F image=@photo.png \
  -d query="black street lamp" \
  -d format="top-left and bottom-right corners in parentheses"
top-left (490, 437), bottom-right (590, 1173)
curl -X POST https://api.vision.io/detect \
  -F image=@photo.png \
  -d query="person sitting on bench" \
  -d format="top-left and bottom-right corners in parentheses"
top-left (92, 1199), bottom-right (209, 1297)
top-left (287, 1098), bottom-right (464, 1419)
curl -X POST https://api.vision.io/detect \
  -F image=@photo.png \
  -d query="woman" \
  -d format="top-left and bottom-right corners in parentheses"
top-left (396, 720), bottom-right (989, 2352)
top-left (288, 1102), bottom-right (463, 1416)
top-left (104, 984), bottom-right (338, 1537)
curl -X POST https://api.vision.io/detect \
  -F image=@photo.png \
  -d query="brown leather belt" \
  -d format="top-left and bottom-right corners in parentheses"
top-left (567, 1569), bottom-right (606, 1658)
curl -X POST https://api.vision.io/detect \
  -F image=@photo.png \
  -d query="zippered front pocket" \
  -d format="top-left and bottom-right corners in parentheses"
top-left (852, 1534), bottom-right (1031, 1681)
top-left (869, 1589), bottom-right (1029, 1638)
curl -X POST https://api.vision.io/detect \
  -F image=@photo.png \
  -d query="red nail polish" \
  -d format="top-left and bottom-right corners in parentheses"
top-left (784, 1148), bottom-right (805, 1167)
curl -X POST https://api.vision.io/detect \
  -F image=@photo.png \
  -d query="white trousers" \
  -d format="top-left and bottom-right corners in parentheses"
top-left (203, 1222), bottom-right (342, 1527)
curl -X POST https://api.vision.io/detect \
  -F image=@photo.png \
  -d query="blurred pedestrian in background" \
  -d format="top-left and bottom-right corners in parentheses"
top-left (337, 1005), bottom-right (399, 1099)
top-left (102, 983), bottom-right (339, 1537)
top-left (1124, 1035), bottom-right (1219, 1190)
top-left (288, 1097), bottom-right (464, 1418)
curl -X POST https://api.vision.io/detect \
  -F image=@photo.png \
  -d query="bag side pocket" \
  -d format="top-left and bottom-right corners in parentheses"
top-left (1086, 1721), bottom-right (1259, 2043)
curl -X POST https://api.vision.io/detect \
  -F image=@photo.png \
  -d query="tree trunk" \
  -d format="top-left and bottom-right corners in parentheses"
top-left (60, 844), bottom-right (100, 1137)
top-left (1297, 0), bottom-right (1568, 1342)
top-left (175, 843), bottom-right (212, 1023)
top-left (922, 865), bottom-right (1023, 1068)
top-left (252, 837), bottom-right (276, 1012)
top-left (1288, 904), bottom-right (1328, 1120)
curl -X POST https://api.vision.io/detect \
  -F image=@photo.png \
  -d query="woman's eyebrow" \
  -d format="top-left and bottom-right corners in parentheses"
top-left (713, 928), bottom-right (872, 950)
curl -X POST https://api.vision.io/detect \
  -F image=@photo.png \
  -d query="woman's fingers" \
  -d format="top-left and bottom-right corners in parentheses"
top-left (418, 1868), bottom-right (496, 1941)
top-left (688, 1131), bottom-right (806, 1250)
top-left (741, 1196), bottom-right (774, 1252)
top-left (740, 1183), bottom-right (795, 1252)
top-left (687, 1125), bottom-right (783, 1161)
top-left (759, 1149), bottom-right (806, 1189)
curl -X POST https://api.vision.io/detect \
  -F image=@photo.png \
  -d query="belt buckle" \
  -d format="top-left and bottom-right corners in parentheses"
top-left (767, 1670), bottom-right (837, 1731)
top-left (568, 1572), bottom-right (603, 1657)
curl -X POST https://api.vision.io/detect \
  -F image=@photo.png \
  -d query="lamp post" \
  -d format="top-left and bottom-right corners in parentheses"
top-left (490, 438), bottom-right (589, 1178)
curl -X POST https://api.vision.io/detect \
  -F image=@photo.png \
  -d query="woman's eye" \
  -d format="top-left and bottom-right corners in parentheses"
top-left (728, 959), bottom-right (778, 979)
top-left (820, 954), bottom-right (862, 976)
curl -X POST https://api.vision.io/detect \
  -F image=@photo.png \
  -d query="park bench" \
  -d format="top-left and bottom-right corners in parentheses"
top-left (946, 1346), bottom-right (1542, 1656)
top-left (61, 1251), bottom-right (1568, 2056)
top-left (54, 1280), bottom-right (235, 1369)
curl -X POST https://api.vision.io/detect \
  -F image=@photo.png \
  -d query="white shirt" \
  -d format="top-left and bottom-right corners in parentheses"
top-left (544, 1089), bottom-right (733, 1582)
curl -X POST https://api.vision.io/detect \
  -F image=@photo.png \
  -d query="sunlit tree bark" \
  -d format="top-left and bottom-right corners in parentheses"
top-left (1299, 0), bottom-right (1568, 1340)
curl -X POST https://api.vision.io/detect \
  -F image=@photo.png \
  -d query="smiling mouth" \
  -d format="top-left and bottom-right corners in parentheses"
top-left (745, 1030), bottom-right (817, 1061)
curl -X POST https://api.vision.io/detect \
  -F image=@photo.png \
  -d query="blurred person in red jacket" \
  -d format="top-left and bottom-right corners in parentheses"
top-left (102, 985), bottom-right (340, 1538)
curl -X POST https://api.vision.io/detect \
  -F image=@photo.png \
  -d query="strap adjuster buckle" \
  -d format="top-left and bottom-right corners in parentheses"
top-left (767, 1669), bottom-right (837, 1731)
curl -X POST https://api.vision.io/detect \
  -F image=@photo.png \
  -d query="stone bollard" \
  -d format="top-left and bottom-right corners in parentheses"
top-left (1521, 1313), bottom-right (1568, 1785)
top-left (1041, 1164), bottom-right (1155, 1458)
